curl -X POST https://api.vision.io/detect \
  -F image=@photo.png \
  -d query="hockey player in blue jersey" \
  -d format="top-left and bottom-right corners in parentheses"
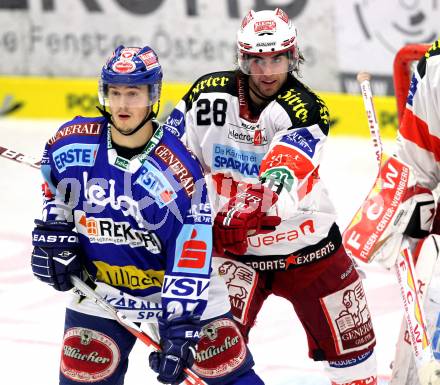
top-left (30, 45), bottom-right (264, 385)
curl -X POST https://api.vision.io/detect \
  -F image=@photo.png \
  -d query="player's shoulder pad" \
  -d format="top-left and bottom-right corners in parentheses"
top-left (154, 128), bottom-right (206, 195)
top-left (417, 40), bottom-right (440, 79)
top-left (46, 115), bottom-right (106, 149)
top-left (184, 70), bottom-right (237, 108)
top-left (276, 76), bottom-right (330, 135)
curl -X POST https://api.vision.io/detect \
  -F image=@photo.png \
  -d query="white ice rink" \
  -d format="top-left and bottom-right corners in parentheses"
top-left (0, 118), bottom-right (403, 385)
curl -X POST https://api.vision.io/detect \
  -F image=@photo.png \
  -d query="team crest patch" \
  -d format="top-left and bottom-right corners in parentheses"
top-left (192, 318), bottom-right (247, 378)
top-left (60, 327), bottom-right (120, 382)
top-left (320, 279), bottom-right (375, 355)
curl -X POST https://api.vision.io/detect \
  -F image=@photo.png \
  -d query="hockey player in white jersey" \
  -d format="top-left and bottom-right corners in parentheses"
top-left (164, 8), bottom-right (378, 385)
top-left (390, 40), bottom-right (440, 385)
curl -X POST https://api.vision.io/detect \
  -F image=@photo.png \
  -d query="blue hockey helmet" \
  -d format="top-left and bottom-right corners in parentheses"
top-left (99, 45), bottom-right (163, 108)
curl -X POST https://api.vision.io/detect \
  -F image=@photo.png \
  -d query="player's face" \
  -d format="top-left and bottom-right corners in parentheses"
top-left (108, 85), bottom-right (150, 132)
top-left (248, 53), bottom-right (289, 97)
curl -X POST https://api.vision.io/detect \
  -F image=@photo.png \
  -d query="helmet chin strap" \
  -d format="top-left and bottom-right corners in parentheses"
top-left (96, 104), bottom-right (158, 137)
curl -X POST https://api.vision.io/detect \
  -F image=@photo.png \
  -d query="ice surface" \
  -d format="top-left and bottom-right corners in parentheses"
top-left (0, 118), bottom-right (401, 384)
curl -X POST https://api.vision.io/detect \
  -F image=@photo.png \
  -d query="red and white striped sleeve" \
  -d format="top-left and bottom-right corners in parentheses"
top-left (397, 40), bottom-right (440, 191)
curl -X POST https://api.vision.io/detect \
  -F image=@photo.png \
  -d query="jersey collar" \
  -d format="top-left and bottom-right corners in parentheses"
top-left (107, 120), bottom-right (164, 173)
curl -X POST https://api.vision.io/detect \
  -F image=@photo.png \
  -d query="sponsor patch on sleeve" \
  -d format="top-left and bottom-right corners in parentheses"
top-left (164, 108), bottom-right (186, 138)
top-left (154, 144), bottom-right (196, 197)
top-left (260, 143), bottom-right (314, 179)
top-left (173, 224), bottom-right (212, 275)
top-left (136, 163), bottom-right (177, 208)
top-left (52, 143), bottom-right (99, 172)
top-left (280, 127), bottom-right (319, 157)
top-left (48, 122), bottom-right (102, 146)
top-left (186, 202), bottom-right (212, 224)
top-left (162, 275), bottom-right (210, 301)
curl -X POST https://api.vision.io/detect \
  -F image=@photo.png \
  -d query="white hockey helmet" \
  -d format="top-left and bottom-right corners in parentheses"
top-left (237, 8), bottom-right (300, 75)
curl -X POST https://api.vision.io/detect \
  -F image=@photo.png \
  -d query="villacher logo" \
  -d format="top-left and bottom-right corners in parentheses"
top-left (61, 327), bottom-right (120, 382)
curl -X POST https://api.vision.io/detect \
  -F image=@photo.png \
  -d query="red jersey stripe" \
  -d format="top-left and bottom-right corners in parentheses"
top-left (400, 108), bottom-right (440, 162)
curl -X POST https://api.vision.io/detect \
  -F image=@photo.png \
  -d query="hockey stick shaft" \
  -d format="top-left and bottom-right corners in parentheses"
top-left (395, 240), bottom-right (434, 366)
top-left (357, 72), bottom-right (383, 166)
top-left (357, 72), bottom-right (437, 378)
top-left (0, 145), bottom-right (41, 169)
top-left (70, 276), bottom-right (207, 385)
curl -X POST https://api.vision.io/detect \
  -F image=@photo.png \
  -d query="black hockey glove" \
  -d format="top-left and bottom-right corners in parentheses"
top-left (402, 186), bottom-right (435, 238)
top-left (149, 316), bottom-right (200, 385)
top-left (31, 219), bottom-right (82, 291)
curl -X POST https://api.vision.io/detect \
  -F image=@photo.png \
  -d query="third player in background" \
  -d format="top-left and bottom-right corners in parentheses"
top-left (390, 40), bottom-right (440, 385)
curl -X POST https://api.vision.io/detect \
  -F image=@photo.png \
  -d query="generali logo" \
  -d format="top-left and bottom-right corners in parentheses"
top-left (155, 144), bottom-right (195, 197)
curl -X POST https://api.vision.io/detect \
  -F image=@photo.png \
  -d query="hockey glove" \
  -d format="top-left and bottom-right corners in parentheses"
top-left (402, 185), bottom-right (435, 238)
top-left (213, 184), bottom-right (281, 255)
top-left (149, 316), bottom-right (200, 385)
top-left (372, 185), bottom-right (435, 269)
top-left (31, 219), bottom-right (82, 291)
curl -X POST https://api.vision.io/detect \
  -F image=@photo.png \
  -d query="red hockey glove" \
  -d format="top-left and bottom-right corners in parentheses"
top-left (213, 185), bottom-right (281, 255)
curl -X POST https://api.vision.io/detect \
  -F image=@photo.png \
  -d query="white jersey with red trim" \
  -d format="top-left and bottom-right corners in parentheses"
top-left (397, 40), bottom-right (440, 191)
top-left (164, 70), bottom-right (338, 257)
top-left (393, 41), bottom-right (440, 385)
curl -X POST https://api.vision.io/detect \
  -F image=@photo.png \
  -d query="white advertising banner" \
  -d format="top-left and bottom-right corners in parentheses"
top-left (334, 0), bottom-right (440, 95)
top-left (0, 0), bottom-right (338, 91)
top-left (0, 0), bottom-right (438, 93)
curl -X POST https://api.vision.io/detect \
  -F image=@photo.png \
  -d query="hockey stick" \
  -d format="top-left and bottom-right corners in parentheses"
top-left (356, 72), bottom-right (440, 384)
top-left (70, 275), bottom-right (207, 385)
top-left (0, 145), bottom-right (41, 169)
top-left (390, 233), bottom-right (440, 384)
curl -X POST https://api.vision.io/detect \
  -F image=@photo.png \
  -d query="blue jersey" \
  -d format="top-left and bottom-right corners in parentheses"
top-left (40, 115), bottom-right (213, 321)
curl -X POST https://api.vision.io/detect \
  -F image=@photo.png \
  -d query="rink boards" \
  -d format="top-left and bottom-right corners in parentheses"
top-left (0, 76), bottom-right (398, 139)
